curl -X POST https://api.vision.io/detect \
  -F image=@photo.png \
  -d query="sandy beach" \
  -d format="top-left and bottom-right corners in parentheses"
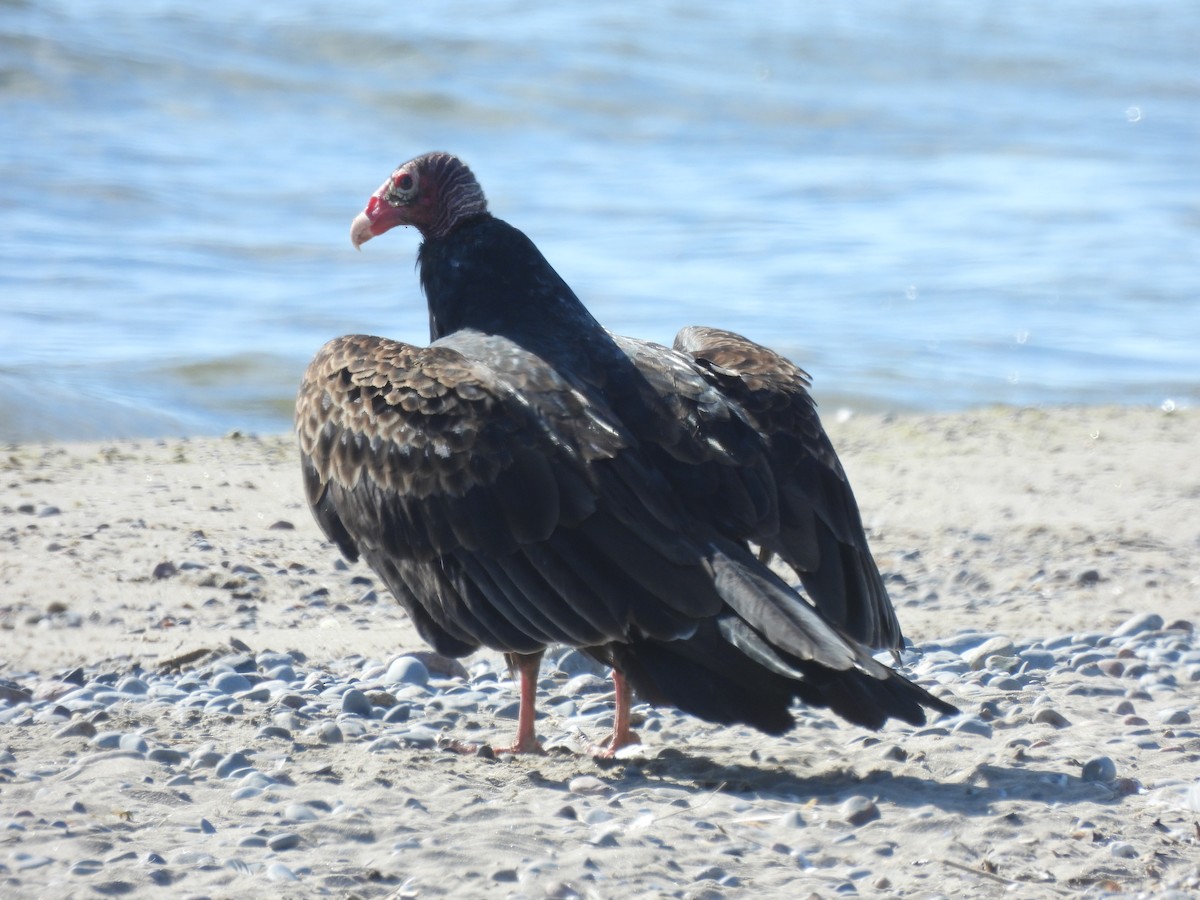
top-left (2, 405), bottom-right (1198, 898)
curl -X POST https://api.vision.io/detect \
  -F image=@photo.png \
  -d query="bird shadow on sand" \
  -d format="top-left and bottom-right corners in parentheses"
top-left (581, 753), bottom-right (1129, 818)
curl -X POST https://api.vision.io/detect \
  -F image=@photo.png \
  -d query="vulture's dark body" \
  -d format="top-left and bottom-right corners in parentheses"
top-left (298, 211), bottom-right (952, 735)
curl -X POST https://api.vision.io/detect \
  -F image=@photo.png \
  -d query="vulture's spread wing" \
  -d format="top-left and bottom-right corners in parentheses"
top-left (674, 325), bottom-right (903, 651)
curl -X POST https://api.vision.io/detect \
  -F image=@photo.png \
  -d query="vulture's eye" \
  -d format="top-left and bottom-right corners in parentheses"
top-left (385, 170), bottom-right (418, 207)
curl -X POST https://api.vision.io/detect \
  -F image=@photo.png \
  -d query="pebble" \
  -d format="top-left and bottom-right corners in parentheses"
top-left (171, 849), bottom-right (217, 866)
top-left (588, 827), bottom-right (620, 847)
top-left (116, 676), bottom-right (149, 695)
top-left (266, 862), bottom-right (299, 882)
top-left (1081, 756), bottom-right (1117, 783)
top-left (1032, 708), bottom-right (1071, 728)
top-left (556, 676), bottom-right (604, 696)
top-left (777, 810), bottom-right (806, 828)
top-left (212, 671), bottom-right (253, 694)
top-left (951, 717), bottom-right (993, 738)
top-left (118, 733), bottom-right (150, 754)
top-left (284, 803), bottom-right (321, 822)
top-left (267, 664), bottom-right (297, 682)
top-left (1158, 708), bottom-right (1191, 725)
top-left (54, 720), bottom-right (97, 739)
top-left (962, 637), bottom-right (1016, 670)
top-left (988, 676), bottom-right (1026, 691)
top-left (315, 722), bottom-right (343, 744)
top-left (984, 654), bottom-right (1022, 673)
top-left (1018, 650), bottom-right (1058, 671)
top-left (1113, 612), bottom-right (1164, 637)
top-left (569, 776), bottom-right (610, 795)
top-left (383, 656), bottom-right (429, 687)
top-left (267, 832), bottom-right (301, 851)
top-left (1070, 650), bottom-right (1106, 670)
top-left (840, 796), bottom-right (880, 826)
top-left (90, 731), bottom-right (125, 750)
top-left (381, 706), bottom-right (411, 724)
top-left (340, 689), bottom-right (373, 717)
top-left (552, 649), bottom-right (608, 677)
top-left (214, 751), bottom-right (253, 778)
top-left (397, 726), bottom-right (439, 749)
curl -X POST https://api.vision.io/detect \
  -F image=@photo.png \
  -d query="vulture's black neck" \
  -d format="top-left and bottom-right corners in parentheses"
top-left (418, 215), bottom-right (613, 370)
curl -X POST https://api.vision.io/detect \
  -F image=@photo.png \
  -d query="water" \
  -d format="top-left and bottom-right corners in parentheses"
top-left (2, 1), bottom-right (1197, 441)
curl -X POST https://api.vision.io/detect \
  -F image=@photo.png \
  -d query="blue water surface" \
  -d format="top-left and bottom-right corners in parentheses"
top-left (1, 1), bottom-right (1197, 439)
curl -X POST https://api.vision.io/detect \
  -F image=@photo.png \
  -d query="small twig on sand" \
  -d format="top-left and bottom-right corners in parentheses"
top-left (157, 647), bottom-right (212, 672)
top-left (943, 859), bottom-right (1070, 895)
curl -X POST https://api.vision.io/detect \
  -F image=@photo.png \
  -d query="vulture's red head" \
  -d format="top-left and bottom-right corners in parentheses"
top-left (351, 152), bottom-right (488, 248)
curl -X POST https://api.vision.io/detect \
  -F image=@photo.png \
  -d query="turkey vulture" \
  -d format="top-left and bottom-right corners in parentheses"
top-left (297, 152), bottom-right (953, 754)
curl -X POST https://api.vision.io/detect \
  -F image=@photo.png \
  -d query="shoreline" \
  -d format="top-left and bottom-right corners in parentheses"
top-left (2, 405), bottom-right (1198, 896)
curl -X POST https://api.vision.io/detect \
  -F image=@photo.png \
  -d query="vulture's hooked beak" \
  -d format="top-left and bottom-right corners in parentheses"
top-left (351, 190), bottom-right (407, 250)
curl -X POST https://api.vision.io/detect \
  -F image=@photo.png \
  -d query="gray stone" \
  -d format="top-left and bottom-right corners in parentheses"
top-left (13, 853), bottom-right (54, 870)
top-left (840, 796), bottom-right (880, 826)
top-left (382, 704), bottom-right (411, 724)
top-left (147, 748), bottom-right (185, 766)
top-left (284, 804), bottom-right (320, 823)
top-left (568, 776), bottom-right (610, 795)
top-left (1081, 756), bottom-right (1117, 783)
top-left (212, 671), bottom-right (252, 694)
top-left (962, 637), bottom-right (1015, 670)
top-left (1032, 708), bottom-right (1071, 728)
top-left (54, 720), bottom-right (97, 739)
top-left (383, 656), bottom-right (429, 687)
top-left (951, 718), bottom-right (993, 738)
top-left (116, 676), bottom-right (149, 695)
top-left (214, 751), bottom-right (253, 778)
top-left (340, 689), bottom-right (372, 717)
top-left (1113, 613), bottom-right (1164, 638)
top-left (267, 832), bottom-right (301, 852)
top-left (1158, 707), bottom-right (1191, 725)
top-left (266, 664), bottom-right (296, 682)
top-left (552, 649), bottom-right (608, 677)
top-left (316, 721), bottom-right (343, 744)
top-left (171, 849), bottom-right (217, 866)
top-left (89, 731), bottom-right (124, 749)
top-left (1018, 650), bottom-right (1058, 671)
top-left (265, 862), bottom-right (299, 881)
top-left (989, 676), bottom-right (1027, 691)
top-left (118, 733), bottom-right (149, 754)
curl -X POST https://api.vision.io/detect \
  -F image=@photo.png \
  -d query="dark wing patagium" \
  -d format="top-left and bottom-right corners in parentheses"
top-left (673, 325), bottom-right (903, 651)
top-left (296, 328), bottom-right (737, 659)
top-left (298, 330), bottom-right (621, 657)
